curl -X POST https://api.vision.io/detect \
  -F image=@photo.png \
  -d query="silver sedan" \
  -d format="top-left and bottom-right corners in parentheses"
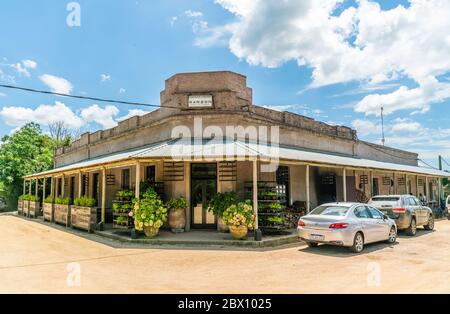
top-left (298, 203), bottom-right (397, 253)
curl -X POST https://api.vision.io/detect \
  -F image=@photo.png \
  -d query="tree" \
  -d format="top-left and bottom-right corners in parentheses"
top-left (48, 121), bottom-right (80, 149)
top-left (0, 123), bottom-right (54, 210)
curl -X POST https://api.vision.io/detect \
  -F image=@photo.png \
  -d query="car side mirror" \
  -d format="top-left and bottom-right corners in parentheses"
top-left (383, 214), bottom-right (388, 220)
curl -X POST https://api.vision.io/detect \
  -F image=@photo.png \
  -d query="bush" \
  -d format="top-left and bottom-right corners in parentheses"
top-left (55, 197), bottom-right (71, 205)
top-left (18, 194), bottom-right (39, 202)
top-left (222, 201), bottom-right (255, 229)
top-left (44, 196), bottom-right (55, 203)
top-left (207, 192), bottom-right (237, 217)
top-left (166, 197), bottom-right (188, 211)
top-left (74, 196), bottom-right (96, 207)
top-left (132, 187), bottom-right (168, 231)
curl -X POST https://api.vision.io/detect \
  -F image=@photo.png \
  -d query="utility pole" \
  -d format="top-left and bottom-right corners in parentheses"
top-left (439, 155), bottom-right (443, 170)
top-left (381, 106), bottom-right (385, 146)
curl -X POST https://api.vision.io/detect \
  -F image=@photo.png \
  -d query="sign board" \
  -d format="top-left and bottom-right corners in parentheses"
top-left (188, 95), bottom-right (213, 108)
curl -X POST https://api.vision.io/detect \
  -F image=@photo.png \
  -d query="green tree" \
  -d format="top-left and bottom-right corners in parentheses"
top-left (0, 123), bottom-right (54, 210)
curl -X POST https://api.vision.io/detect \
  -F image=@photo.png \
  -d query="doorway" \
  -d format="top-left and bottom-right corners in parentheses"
top-left (190, 163), bottom-right (217, 229)
top-left (92, 173), bottom-right (99, 206)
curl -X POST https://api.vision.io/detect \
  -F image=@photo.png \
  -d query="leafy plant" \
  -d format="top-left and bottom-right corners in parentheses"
top-left (132, 187), bottom-right (168, 231)
top-left (207, 192), bottom-right (237, 217)
top-left (222, 200), bottom-right (255, 229)
top-left (55, 197), bottom-right (71, 205)
top-left (266, 216), bottom-right (285, 224)
top-left (74, 196), bottom-right (96, 207)
top-left (44, 196), bottom-right (55, 203)
top-left (166, 197), bottom-right (188, 211)
top-left (18, 194), bottom-right (39, 202)
top-left (116, 190), bottom-right (134, 199)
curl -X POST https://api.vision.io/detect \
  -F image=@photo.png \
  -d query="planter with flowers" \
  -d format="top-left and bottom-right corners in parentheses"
top-left (43, 196), bottom-right (55, 222)
top-left (71, 196), bottom-right (98, 232)
top-left (166, 197), bottom-right (187, 233)
top-left (132, 187), bottom-right (168, 238)
top-left (54, 197), bottom-right (72, 227)
top-left (28, 195), bottom-right (41, 218)
top-left (207, 192), bottom-right (237, 233)
top-left (222, 201), bottom-right (256, 240)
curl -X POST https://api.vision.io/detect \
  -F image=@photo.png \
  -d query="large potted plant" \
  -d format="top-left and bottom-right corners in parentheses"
top-left (208, 192), bottom-right (237, 233)
top-left (43, 196), bottom-right (55, 222)
top-left (71, 196), bottom-right (97, 232)
top-left (222, 201), bottom-right (255, 240)
top-left (166, 197), bottom-right (187, 233)
top-left (132, 187), bottom-right (168, 237)
top-left (28, 195), bottom-right (41, 218)
top-left (54, 197), bottom-right (72, 227)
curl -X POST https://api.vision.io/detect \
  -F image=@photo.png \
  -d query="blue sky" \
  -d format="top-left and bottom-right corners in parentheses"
top-left (0, 0), bottom-right (449, 169)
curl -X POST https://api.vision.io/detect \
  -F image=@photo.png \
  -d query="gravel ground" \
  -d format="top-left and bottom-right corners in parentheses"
top-left (0, 215), bottom-right (449, 294)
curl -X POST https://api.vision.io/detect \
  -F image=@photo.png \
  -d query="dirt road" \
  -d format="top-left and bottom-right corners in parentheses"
top-left (1, 215), bottom-right (449, 293)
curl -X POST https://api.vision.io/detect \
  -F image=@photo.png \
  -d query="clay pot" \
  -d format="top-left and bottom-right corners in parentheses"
top-left (144, 226), bottom-right (160, 238)
top-left (217, 217), bottom-right (229, 233)
top-left (229, 225), bottom-right (248, 240)
top-left (168, 208), bottom-right (186, 233)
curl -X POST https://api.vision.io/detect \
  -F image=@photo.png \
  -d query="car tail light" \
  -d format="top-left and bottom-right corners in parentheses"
top-left (392, 207), bottom-right (406, 213)
top-left (329, 223), bottom-right (349, 229)
top-left (298, 220), bottom-right (306, 227)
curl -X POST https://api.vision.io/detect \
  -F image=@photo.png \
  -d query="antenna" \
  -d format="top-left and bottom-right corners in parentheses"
top-left (381, 106), bottom-right (385, 146)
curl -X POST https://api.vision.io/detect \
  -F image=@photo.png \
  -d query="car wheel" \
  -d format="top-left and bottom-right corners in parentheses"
top-left (406, 217), bottom-right (417, 236)
top-left (305, 241), bottom-right (318, 248)
top-left (386, 226), bottom-right (397, 244)
top-left (350, 232), bottom-right (364, 253)
top-left (424, 215), bottom-right (434, 230)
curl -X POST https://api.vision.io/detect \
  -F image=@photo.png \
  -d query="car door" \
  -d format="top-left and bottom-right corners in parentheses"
top-left (353, 206), bottom-right (376, 243)
top-left (367, 206), bottom-right (390, 241)
top-left (411, 197), bottom-right (424, 225)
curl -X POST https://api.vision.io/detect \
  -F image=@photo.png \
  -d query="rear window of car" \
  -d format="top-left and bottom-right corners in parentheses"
top-left (310, 206), bottom-right (350, 216)
top-left (371, 197), bottom-right (400, 202)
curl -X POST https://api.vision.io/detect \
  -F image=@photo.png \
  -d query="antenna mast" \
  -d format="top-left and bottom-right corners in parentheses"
top-left (381, 106), bottom-right (385, 146)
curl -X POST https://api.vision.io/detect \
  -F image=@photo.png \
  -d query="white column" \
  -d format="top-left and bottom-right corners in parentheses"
top-left (252, 159), bottom-right (259, 230)
top-left (135, 161), bottom-right (141, 198)
top-left (35, 178), bottom-right (38, 197)
top-left (23, 179), bottom-right (26, 195)
top-left (425, 177), bottom-right (429, 202)
top-left (406, 174), bottom-right (409, 194)
top-left (101, 167), bottom-right (106, 224)
top-left (416, 176), bottom-right (419, 197)
top-left (61, 174), bottom-right (65, 197)
top-left (306, 165), bottom-right (310, 213)
top-left (43, 177), bottom-right (46, 201)
top-left (369, 170), bottom-right (373, 198)
top-left (343, 168), bottom-right (347, 202)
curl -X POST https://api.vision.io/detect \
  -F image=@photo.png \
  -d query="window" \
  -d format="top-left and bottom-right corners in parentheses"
top-left (367, 206), bottom-right (383, 219)
top-left (121, 169), bottom-right (130, 190)
top-left (276, 166), bottom-right (289, 206)
top-left (310, 205), bottom-right (350, 216)
top-left (57, 178), bottom-right (62, 197)
top-left (146, 165), bottom-right (156, 183)
top-left (354, 206), bottom-right (371, 218)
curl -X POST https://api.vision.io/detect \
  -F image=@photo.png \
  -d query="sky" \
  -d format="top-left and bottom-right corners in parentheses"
top-left (0, 0), bottom-right (449, 170)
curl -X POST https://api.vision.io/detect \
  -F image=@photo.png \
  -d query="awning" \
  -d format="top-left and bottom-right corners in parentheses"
top-left (24, 138), bottom-right (450, 178)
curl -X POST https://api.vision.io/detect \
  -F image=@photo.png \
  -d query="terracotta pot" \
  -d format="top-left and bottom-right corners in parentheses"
top-left (168, 208), bottom-right (186, 233)
top-left (217, 217), bottom-right (229, 233)
top-left (144, 226), bottom-right (160, 238)
top-left (229, 225), bottom-right (248, 240)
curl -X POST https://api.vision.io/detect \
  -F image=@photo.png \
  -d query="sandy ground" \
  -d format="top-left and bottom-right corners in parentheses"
top-left (0, 215), bottom-right (449, 294)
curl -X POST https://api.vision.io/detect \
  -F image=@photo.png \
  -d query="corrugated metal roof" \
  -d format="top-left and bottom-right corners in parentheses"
top-left (24, 138), bottom-right (450, 178)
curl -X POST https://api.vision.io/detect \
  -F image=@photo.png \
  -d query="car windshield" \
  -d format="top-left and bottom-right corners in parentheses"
top-left (310, 205), bottom-right (350, 216)
top-left (371, 197), bottom-right (400, 202)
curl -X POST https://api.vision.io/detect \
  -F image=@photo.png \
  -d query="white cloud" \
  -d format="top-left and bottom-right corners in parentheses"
top-left (11, 62), bottom-right (30, 77)
top-left (22, 59), bottom-right (37, 69)
top-left (100, 74), bottom-right (111, 82)
top-left (80, 104), bottom-right (119, 129)
top-left (0, 92), bottom-right (6, 97)
top-left (0, 68), bottom-right (15, 83)
top-left (213, 0), bottom-right (450, 116)
top-left (39, 74), bottom-right (73, 94)
top-left (390, 118), bottom-right (422, 133)
top-left (351, 119), bottom-right (381, 136)
top-left (184, 10), bottom-right (203, 18)
top-left (0, 101), bottom-right (84, 129)
top-left (170, 16), bottom-right (178, 27)
top-left (117, 109), bottom-right (149, 121)
top-left (119, 88), bottom-right (126, 93)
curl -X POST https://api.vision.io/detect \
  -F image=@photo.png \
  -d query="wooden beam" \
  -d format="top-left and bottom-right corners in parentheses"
top-left (23, 179), bottom-right (26, 195)
top-left (61, 174), bottom-right (65, 197)
top-left (343, 168), bottom-right (347, 202)
top-left (28, 180), bottom-right (32, 195)
top-left (78, 171), bottom-right (82, 198)
top-left (425, 177), bottom-right (429, 202)
top-left (43, 177), bottom-right (46, 201)
top-left (35, 178), bottom-right (38, 196)
top-left (306, 165), bottom-right (310, 213)
top-left (101, 167), bottom-right (106, 224)
top-left (252, 159), bottom-right (259, 230)
top-left (135, 161), bottom-right (141, 199)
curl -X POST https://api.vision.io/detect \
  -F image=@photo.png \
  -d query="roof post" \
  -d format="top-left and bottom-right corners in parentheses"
top-left (252, 158), bottom-right (259, 230)
top-left (306, 164), bottom-right (310, 213)
top-left (101, 167), bottom-right (106, 224)
top-left (342, 168), bottom-right (347, 202)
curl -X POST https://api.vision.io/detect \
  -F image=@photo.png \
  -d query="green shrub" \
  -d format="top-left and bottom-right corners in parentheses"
top-left (55, 197), bottom-right (71, 205)
top-left (74, 196), bottom-right (96, 207)
top-left (133, 187), bottom-right (168, 231)
top-left (44, 196), bottom-right (55, 203)
top-left (222, 201), bottom-right (255, 229)
top-left (207, 192), bottom-right (237, 217)
top-left (166, 197), bottom-right (188, 211)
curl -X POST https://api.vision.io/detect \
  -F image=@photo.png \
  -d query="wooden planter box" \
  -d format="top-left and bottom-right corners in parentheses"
top-left (71, 206), bottom-right (98, 232)
top-left (23, 200), bottom-right (30, 217)
top-left (17, 199), bottom-right (24, 216)
top-left (43, 202), bottom-right (54, 222)
top-left (54, 204), bottom-right (71, 227)
top-left (28, 201), bottom-right (41, 218)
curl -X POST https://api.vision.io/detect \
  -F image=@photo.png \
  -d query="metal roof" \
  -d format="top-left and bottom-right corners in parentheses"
top-left (24, 138), bottom-right (450, 178)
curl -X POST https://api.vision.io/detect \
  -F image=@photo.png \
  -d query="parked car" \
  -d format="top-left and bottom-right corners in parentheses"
top-left (368, 195), bottom-right (434, 236)
top-left (446, 195), bottom-right (450, 219)
top-left (298, 203), bottom-right (397, 253)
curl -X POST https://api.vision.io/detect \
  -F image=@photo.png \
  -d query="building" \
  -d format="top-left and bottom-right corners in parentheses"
top-left (23, 71), bottom-right (449, 234)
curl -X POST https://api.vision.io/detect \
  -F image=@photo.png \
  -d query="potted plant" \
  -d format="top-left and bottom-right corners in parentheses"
top-left (71, 196), bottom-right (97, 232)
top-left (222, 201), bottom-right (255, 240)
top-left (28, 195), bottom-right (41, 218)
top-left (43, 196), bottom-right (55, 222)
top-left (54, 196), bottom-right (72, 227)
top-left (166, 197), bottom-right (188, 233)
top-left (208, 192), bottom-right (237, 233)
top-left (132, 187), bottom-right (168, 237)
top-left (113, 190), bottom-right (135, 229)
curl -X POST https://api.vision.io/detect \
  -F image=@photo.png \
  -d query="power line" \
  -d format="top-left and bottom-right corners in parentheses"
top-left (418, 158), bottom-right (440, 170)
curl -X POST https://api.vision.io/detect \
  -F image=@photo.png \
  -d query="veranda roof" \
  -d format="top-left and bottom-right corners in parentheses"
top-left (24, 138), bottom-right (450, 178)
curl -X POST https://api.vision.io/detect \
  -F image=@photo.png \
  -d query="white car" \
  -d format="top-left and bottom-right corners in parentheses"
top-left (446, 195), bottom-right (450, 219)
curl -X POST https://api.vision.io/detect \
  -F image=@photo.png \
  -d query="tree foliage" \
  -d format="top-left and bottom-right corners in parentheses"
top-left (0, 123), bottom-right (55, 209)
